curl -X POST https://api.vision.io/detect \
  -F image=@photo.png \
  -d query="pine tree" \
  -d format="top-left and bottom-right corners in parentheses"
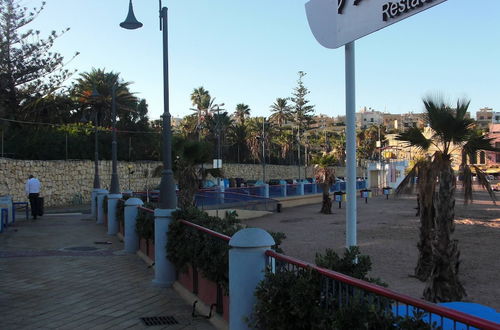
top-left (290, 71), bottom-right (315, 134)
top-left (0, 0), bottom-right (78, 119)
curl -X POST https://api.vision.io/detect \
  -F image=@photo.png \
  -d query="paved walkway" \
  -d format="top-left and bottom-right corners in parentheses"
top-left (0, 209), bottom-right (216, 330)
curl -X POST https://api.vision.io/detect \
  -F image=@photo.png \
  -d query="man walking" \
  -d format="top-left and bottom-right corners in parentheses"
top-left (25, 175), bottom-right (41, 220)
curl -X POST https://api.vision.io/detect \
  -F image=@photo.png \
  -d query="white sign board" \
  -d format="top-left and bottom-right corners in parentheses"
top-left (305, 0), bottom-right (447, 49)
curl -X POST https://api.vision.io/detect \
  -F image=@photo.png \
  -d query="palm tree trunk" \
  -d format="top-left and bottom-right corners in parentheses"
top-left (423, 160), bottom-right (466, 302)
top-left (320, 183), bottom-right (332, 214)
top-left (414, 162), bottom-right (435, 281)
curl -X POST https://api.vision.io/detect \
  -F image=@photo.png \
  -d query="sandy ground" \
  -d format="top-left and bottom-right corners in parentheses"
top-left (242, 190), bottom-right (500, 311)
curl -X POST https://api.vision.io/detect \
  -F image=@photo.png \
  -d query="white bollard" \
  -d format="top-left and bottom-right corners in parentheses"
top-left (124, 198), bottom-right (143, 253)
top-left (107, 193), bottom-right (122, 235)
top-left (96, 189), bottom-right (108, 224)
top-left (229, 228), bottom-right (275, 330)
top-left (152, 208), bottom-right (176, 287)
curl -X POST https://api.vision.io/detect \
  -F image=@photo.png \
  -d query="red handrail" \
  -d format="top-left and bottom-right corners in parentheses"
top-left (179, 219), bottom-right (231, 242)
top-left (137, 206), bottom-right (154, 214)
top-left (265, 250), bottom-right (499, 330)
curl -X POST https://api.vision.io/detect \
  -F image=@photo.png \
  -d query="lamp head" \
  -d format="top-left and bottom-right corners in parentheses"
top-left (120, 0), bottom-right (143, 30)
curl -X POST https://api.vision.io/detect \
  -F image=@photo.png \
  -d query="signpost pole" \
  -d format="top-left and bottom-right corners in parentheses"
top-left (345, 41), bottom-right (357, 247)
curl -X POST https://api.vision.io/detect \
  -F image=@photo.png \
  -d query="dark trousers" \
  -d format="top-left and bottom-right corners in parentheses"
top-left (29, 193), bottom-right (39, 219)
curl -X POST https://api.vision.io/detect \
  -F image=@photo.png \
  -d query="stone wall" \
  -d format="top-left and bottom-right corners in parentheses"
top-left (220, 163), bottom-right (353, 180)
top-left (0, 159), bottom-right (361, 207)
top-left (0, 159), bottom-right (163, 207)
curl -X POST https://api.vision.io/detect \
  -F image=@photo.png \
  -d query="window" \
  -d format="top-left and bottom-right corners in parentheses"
top-left (370, 118), bottom-right (374, 122)
top-left (480, 151), bottom-right (486, 164)
top-left (496, 153), bottom-right (500, 163)
top-left (470, 153), bottom-right (478, 164)
top-left (479, 116), bottom-right (484, 120)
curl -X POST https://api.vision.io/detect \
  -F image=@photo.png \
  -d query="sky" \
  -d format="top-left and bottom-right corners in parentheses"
top-left (26, 0), bottom-right (500, 121)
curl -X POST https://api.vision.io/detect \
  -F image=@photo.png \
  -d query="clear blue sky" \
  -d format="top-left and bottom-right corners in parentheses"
top-left (29, 0), bottom-right (500, 120)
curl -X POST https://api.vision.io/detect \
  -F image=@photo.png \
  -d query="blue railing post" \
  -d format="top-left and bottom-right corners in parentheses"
top-left (96, 189), bottom-right (108, 224)
top-left (229, 228), bottom-right (275, 330)
top-left (124, 198), bottom-right (143, 253)
top-left (263, 184), bottom-right (269, 198)
top-left (107, 193), bottom-right (122, 235)
top-left (298, 182), bottom-right (305, 195)
top-left (281, 183), bottom-right (287, 197)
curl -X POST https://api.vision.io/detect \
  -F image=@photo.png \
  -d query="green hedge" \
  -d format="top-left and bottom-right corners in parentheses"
top-left (249, 247), bottom-right (439, 329)
top-left (135, 203), bottom-right (155, 241)
top-left (167, 207), bottom-right (285, 291)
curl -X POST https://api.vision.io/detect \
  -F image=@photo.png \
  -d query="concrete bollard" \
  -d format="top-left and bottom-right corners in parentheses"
top-left (107, 193), bottom-right (122, 235)
top-left (152, 208), bottom-right (176, 287)
top-left (124, 198), bottom-right (143, 253)
top-left (91, 189), bottom-right (99, 217)
top-left (281, 183), bottom-right (287, 197)
top-left (298, 182), bottom-right (305, 195)
top-left (229, 228), bottom-right (275, 330)
top-left (96, 189), bottom-right (108, 224)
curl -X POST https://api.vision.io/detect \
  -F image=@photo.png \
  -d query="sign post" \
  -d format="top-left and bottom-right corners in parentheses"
top-left (305, 0), bottom-right (447, 247)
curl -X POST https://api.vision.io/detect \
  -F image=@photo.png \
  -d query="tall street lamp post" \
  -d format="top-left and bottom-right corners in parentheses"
top-left (91, 88), bottom-right (100, 190)
top-left (109, 84), bottom-right (120, 194)
top-left (120, 0), bottom-right (176, 210)
top-left (120, 0), bottom-right (177, 287)
top-left (88, 87), bottom-right (103, 218)
top-left (107, 83), bottom-right (122, 235)
top-left (210, 103), bottom-right (224, 171)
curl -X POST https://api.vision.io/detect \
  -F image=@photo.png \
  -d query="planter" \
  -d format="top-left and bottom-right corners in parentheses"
top-left (178, 265), bottom-right (194, 293)
top-left (139, 238), bottom-right (148, 255)
top-left (147, 240), bottom-right (155, 260)
top-left (119, 221), bottom-right (124, 236)
top-left (177, 265), bottom-right (229, 321)
top-left (197, 273), bottom-right (218, 307)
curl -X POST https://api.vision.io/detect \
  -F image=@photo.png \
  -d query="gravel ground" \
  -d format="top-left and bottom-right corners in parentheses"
top-left (243, 190), bottom-right (500, 311)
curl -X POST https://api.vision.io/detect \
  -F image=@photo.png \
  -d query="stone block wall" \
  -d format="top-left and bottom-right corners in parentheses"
top-left (0, 159), bottom-right (163, 207)
top-left (0, 159), bottom-right (362, 207)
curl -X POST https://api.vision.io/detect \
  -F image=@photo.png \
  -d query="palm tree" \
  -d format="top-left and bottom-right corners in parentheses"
top-left (396, 97), bottom-right (497, 302)
top-left (172, 136), bottom-right (212, 209)
top-left (228, 122), bottom-right (248, 163)
top-left (269, 98), bottom-right (291, 127)
top-left (73, 68), bottom-right (137, 127)
top-left (313, 154), bottom-right (336, 214)
top-left (190, 87), bottom-right (210, 138)
top-left (233, 103), bottom-right (251, 125)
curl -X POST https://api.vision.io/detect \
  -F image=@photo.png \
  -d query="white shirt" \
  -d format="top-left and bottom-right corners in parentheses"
top-left (25, 178), bottom-right (41, 194)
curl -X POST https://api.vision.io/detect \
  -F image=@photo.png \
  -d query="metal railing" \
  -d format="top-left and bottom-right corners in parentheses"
top-left (179, 219), bottom-right (231, 242)
top-left (265, 250), bottom-right (499, 330)
top-left (137, 206), bottom-right (154, 213)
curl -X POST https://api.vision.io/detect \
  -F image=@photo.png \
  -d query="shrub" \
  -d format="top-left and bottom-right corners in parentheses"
top-left (167, 207), bottom-right (285, 291)
top-left (250, 247), bottom-right (439, 329)
top-left (135, 207), bottom-right (154, 241)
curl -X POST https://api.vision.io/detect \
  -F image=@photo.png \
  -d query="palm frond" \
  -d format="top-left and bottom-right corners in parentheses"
top-left (395, 163), bottom-right (418, 195)
top-left (396, 127), bottom-right (431, 151)
top-left (472, 166), bottom-right (497, 205)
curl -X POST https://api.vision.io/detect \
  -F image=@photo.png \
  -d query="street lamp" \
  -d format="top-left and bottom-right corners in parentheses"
top-left (90, 87), bottom-right (101, 189)
top-left (210, 103), bottom-right (225, 170)
top-left (120, 0), bottom-right (176, 210)
top-left (109, 83), bottom-right (120, 194)
top-left (255, 118), bottom-right (266, 183)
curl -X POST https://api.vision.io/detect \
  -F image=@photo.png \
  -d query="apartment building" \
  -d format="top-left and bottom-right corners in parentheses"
top-left (476, 107), bottom-right (493, 130)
